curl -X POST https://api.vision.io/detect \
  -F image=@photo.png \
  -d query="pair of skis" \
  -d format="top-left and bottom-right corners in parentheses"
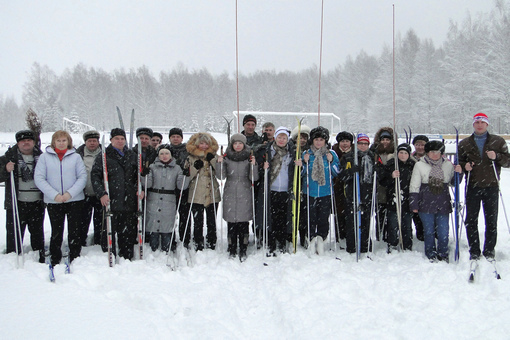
top-left (116, 106), bottom-right (135, 149)
top-left (468, 258), bottom-right (501, 283)
top-left (292, 118), bottom-right (304, 253)
top-left (47, 250), bottom-right (71, 283)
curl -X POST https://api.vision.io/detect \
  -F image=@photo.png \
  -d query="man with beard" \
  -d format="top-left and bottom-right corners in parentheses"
top-left (332, 131), bottom-right (353, 244)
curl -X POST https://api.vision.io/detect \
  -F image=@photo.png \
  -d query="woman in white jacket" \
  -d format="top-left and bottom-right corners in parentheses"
top-left (35, 130), bottom-right (87, 266)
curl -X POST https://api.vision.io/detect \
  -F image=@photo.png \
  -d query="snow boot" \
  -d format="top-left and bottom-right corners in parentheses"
top-left (309, 237), bottom-right (317, 255)
top-left (316, 236), bottom-right (324, 256)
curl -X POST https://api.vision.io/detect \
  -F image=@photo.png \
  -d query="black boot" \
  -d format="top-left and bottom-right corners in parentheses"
top-left (228, 233), bottom-right (237, 259)
top-left (239, 234), bottom-right (248, 262)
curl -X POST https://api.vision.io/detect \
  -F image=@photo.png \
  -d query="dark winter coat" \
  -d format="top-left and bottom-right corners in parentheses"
top-left (241, 131), bottom-right (262, 147)
top-left (409, 157), bottom-right (456, 214)
top-left (216, 146), bottom-right (259, 223)
top-left (370, 126), bottom-right (395, 204)
top-left (132, 143), bottom-right (157, 176)
top-left (380, 157), bottom-right (416, 212)
top-left (339, 149), bottom-right (376, 206)
top-left (332, 144), bottom-right (351, 211)
top-left (144, 158), bottom-right (186, 233)
top-left (458, 132), bottom-right (510, 188)
top-left (0, 144), bottom-right (43, 210)
top-left (168, 142), bottom-right (188, 170)
top-left (91, 145), bottom-right (139, 212)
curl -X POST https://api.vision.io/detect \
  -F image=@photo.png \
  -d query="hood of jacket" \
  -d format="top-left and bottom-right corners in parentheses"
top-left (186, 132), bottom-right (219, 157)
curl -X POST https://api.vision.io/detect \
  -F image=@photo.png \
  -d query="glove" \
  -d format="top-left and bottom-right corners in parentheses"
top-left (194, 159), bottom-right (204, 170)
top-left (205, 153), bottom-right (215, 162)
top-left (182, 168), bottom-right (190, 176)
top-left (141, 167), bottom-right (150, 176)
top-left (350, 164), bottom-right (360, 173)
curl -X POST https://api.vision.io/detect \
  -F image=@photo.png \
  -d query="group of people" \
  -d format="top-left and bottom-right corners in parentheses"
top-left (1, 112), bottom-right (508, 265)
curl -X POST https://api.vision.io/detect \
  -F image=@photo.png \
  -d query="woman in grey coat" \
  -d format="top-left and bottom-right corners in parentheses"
top-left (145, 145), bottom-right (187, 252)
top-left (217, 134), bottom-right (258, 261)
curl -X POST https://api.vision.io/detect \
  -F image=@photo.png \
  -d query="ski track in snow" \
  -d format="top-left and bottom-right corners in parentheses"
top-left (0, 138), bottom-right (509, 338)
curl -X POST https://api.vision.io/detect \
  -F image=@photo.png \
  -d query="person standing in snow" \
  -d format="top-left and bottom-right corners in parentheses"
top-left (217, 134), bottom-right (258, 261)
top-left (0, 130), bottom-right (46, 263)
top-left (185, 132), bottom-right (220, 251)
top-left (76, 130), bottom-right (103, 247)
top-left (409, 141), bottom-right (462, 262)
top-left (144, 144), bottom-right (186, 253)
top-left (380, 143), bottom-right (416, 252)
top-left (459, 113), bottom-right (510, 261)
top-left (91, 128), bottom-right (142, 261)
top-left (34, 130), bottom-right (87, 266)
top-left (411, 135), bottom-right (429, 242)
top-left (339, 133), bottom-right (375, 255)
top-left (258, 126), bottom-right (295, 255)
top-left (296, 126), bottom-right (340, 255)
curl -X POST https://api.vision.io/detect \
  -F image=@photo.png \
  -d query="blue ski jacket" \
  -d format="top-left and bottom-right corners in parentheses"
top-left (301, 149), bottom-right (340, 198)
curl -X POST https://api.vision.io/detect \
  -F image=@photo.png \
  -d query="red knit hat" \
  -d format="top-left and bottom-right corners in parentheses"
top-left (357, 133), bottom-right (370, 144)
top-left (473, 112), bottom-right (489, 125)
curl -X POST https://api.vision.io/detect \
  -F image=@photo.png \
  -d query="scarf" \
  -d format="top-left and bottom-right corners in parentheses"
top-left (358, 150), bottom-right (373, 184)
top-left (226, 146), bottom-right (250, 162)
top-left (424, 155), bottom-right (445, 195)
top-left (270, 144), bottom-right (288, 185)
top-left (55, 148), bottom-right (67, 161)
top-left (310, 145), bottom-right (328, 186)
top-left (17, 149), bottom-right (38, 182)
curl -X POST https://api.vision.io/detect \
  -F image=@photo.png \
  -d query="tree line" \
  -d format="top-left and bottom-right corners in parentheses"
top-left (1, 0), bottom-right (509, 135)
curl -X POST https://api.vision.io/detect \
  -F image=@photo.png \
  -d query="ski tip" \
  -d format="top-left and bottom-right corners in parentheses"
top-left (468, 274), bottom-right (475, 283)
top-left (263, 263), bottom-right (268, 266)
top-left (497, 274), bottom-right (502, 280)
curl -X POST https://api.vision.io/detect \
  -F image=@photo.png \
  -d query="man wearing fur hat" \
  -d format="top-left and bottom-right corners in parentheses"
top-left (459, 113), bottom-right (510, 261)
top-left (76, 130), bottom-right (103, 247)
top-left (0, 130), bottom-right (45, 262)
top-left (185, 132), bottom-right (221, 251)
top-left (241, 114), bottom-right (262, 147)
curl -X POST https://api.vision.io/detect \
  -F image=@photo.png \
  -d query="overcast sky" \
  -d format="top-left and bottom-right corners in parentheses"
top-left (0, 0), bottom-right (495, 102)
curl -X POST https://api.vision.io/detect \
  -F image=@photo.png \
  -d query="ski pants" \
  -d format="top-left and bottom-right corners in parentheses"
top-left (191, 202), bottom-right (218, 250)
top-left (269, 191), bottom-right (290, 252)
top-left (227, 221), bottom-right (249, 254)
top-left (149, 232), bottom-right (173, 252)
top-left (334, 189), bottom-right (348, 240)
top-left (106, 211), bottom-right (137, 260)
top-left (47, 201), bottom-right (84, 265)
top-left (464, 186), bottom-right (499, 258)
top-left (5, 200), bottom-right (45, 254)
top-left (387, 210), bottom-right (413, 250)
top-left (419, 212), bottom-right (449, 260)
top-left (81, 195), bottom-right (104, 246)
top-left (345, 203), bottom-right (371, 254)
top-left (308, 195), bottom-right (332, 240)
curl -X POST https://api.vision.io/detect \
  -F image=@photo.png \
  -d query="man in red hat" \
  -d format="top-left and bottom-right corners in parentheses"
top-left (459, 113), bottom-right (510, 261)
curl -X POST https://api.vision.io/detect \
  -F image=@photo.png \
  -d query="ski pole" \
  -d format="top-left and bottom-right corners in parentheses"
top-left (306, 158), bottom-right (311, 256)
top-left (328, 160), bottom-right (335, 252)
top-left (492, 161), bottom-right (510, 233)
top-left (183, 172), bottom-right (200, 251)
top-left (219, 146), bottom-right (224, 252)
top-left (210, 160), bottom-right (218, 250)
top-left (10, 171), bottom-right (24, 268)
top-left (143, 176), bottom-right (147, 246)
top-left (167, 174), bottom-right (187, 263)
top-left (263, 166), bottom-right (268, 257)
top-left (250, 150), bottom-right (257, 254)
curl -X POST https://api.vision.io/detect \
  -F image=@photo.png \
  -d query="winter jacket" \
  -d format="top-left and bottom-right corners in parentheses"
top-left (301, 148), bottom-right (340, 198)
top-left (168, 142), bottom-right (188, 170)
top-left (332, 144), bottom-right (351, 209)
top-left (380, 157), bottom-right (416, 212)
top-left (409, 157), bottom-right (456, 214)
top-left (76, 144), bottom-right (102, 196)
top-left (185, 132), bottom-right (221, 206)
top-left (241, 131), bottom-right (262, 147)
top-left (34, 146), bottom-right (87, 204)
top-left (132, 143), bottom-right (157, 176)
top-left (216, 146), bottom-right (259, 223)
top-left (339, 149), bottom-right (376, 206)
top-left (91, 145), bottom-right (139, 212)
top-left (458, 132), bottom-right (510, 188)
top-left (144, 158), bottom-right (186, 233)
top-left (370, 126), bottom-right (395, 204)
top-left (0, 144), bottom-right (43, 210)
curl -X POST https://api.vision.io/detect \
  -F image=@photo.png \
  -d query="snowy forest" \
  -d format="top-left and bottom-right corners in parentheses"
top-left (1, 1), bottom-right (509, 135)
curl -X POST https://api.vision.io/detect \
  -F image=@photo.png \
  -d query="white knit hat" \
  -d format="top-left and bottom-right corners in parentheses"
top-left (274, 126), bottom-right (290, 139)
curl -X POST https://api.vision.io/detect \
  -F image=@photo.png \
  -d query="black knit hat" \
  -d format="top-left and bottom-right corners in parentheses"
top-left (83, 130), bottom-right (100, 141)
top-left (336, 131), bottom-right (353, 144)
top-left (242, 114), bottom-right (257, 126)
top-left (15, 130), bottom-right (35, 142)
top-left (157, 143), bottom-right (172, 156)
top-left (397, 143), bottom-right (411, 155)
top-left (136, 127), bottom-right (153, 138)
top-left (110, 128), bottom-right (126, 140)
top-left (169, 127), bottom-right (183, 139)
top-left (309, 126), bottom-right (330, 143)
top-left (412, 135), bottom-right (429, 145)
top-left (380, 130), bottom-right (393, 140)
top-left (425, 140), bottom-right (445, 154)
top-left (152, 132), bottom-right (163, 140)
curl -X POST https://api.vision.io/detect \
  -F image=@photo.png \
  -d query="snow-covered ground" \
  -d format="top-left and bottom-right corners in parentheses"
top-left (0, 132), bottom-right (510, 339)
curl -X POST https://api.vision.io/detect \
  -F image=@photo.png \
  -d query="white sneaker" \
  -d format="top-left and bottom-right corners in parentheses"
top-left (316, 236), bottom-right (324, 256)
top-left (309, 237), bottom-right (317, 255)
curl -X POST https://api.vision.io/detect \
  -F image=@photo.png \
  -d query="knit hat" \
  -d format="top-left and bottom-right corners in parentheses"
top-left (336, 131), bottom-right (354, 144)
top-left (397, 143), bottom-right (411, 155)
top-left (473, 112), bottom-right (489, 125)
top-left (357, 133), bottom-right (370, 144)
top-left (412, 135), bottom-right (429, 145)
top-left (157, 144), bottom-right (172, 157)
top-left (136, 127), bottom-right (153, 138)
top-left (425, 140), bottom-right (445, 154)
top-left (309, 126), bottom-right (330, 143)
top-left (274, 126), bottom-right (290, 139)
top-left (379, 130), bottom-right (393, 140)
top-left (152, 132), bottom-right (163, 140)
top-left (15, 130), bottom-right (35, 142)
top-left (169, 127), bottom-right (183, 139)
top-left (290, 125), bottom-right (311, 140)
top-left (243, 114), bottom-right (257, 126)
top-left (230, 133), bottom-right (247, 145)
top-left (83, 130), bottom-right (100, 142)
top-left (110, 128), bottom-right (126, 139)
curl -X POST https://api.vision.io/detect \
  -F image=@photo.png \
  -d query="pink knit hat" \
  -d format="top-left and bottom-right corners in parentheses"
top-left (473, 112), bottom-right (489, 125)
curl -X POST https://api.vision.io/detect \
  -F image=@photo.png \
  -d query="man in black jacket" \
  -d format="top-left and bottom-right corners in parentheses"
top-left (0, 130), bottom-right (45, 262)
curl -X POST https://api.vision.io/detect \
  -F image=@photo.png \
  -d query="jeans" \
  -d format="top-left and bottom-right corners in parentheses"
top-left (419, 212), bottom-right (449, 260)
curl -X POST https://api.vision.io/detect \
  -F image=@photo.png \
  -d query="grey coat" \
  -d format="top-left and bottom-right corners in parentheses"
top-left (217, 155), bottom-right (259, 223)
top-left (144, 159), bottom-right (187, 233)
